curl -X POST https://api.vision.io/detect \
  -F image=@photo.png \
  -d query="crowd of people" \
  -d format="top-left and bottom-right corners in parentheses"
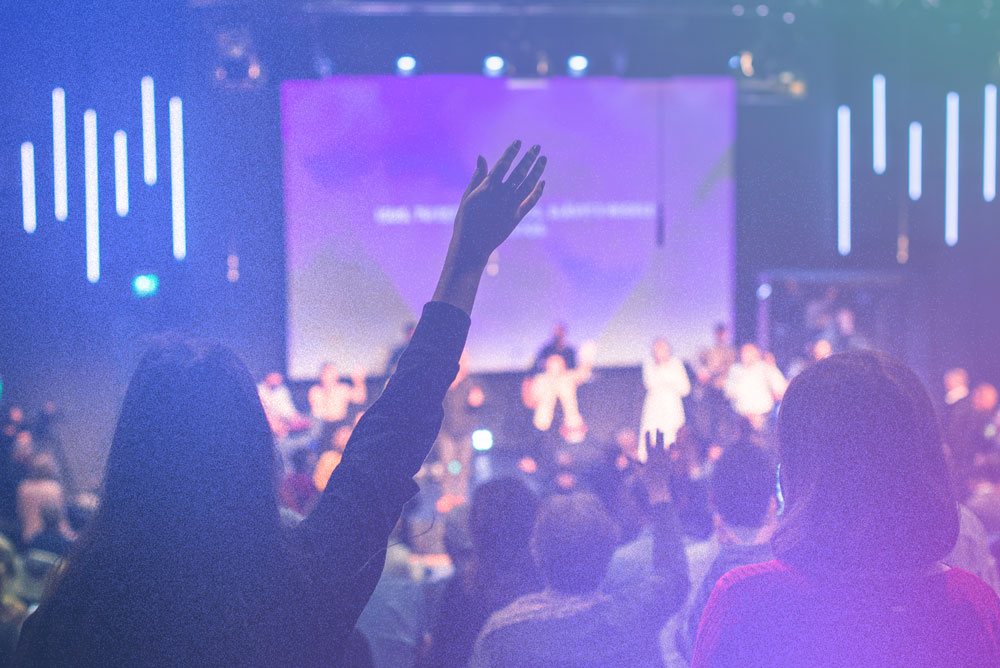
top-left (1, 142), bottom-right (999, 666)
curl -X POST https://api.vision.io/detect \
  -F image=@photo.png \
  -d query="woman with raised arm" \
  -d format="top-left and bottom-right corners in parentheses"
top-left (12, 141), bottom-right (546, 668)
top-left (691, 351), bottom-right (1000, 668)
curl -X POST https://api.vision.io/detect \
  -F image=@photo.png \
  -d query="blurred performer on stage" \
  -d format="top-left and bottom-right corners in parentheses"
top-left (308, 363), bottom-right (367, 444)
top-left (696, 323), bottom-right (736, 391)
top-left (523, 342), bottom-right (595, 443)
top-left (724, 344), bottom-right (788, 431)
top-left (438, 352), bottom-right (484, 506)
top-left (639, 339), bottom-right (691, 461)
top-left (532, 323), bottom-right (577, 373)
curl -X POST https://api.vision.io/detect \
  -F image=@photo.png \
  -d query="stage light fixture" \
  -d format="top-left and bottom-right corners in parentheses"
top-left (141, 76), bottom-right (156, 186)
top-left (873, 75), bottom-right (886, 175)
top-left (132, 274), bottom-right (159, 299)
top-left (757, 283), bottom-right (772, 300)
top-left (782, 12), bottom-right (795, 23)
top-left (567, 55), bottom-right (588, 76)
top-left (756, 4), bottom-right (769, 17)
top-left (945, 92), bottom-right (959, 246)
top-left (909, 122), bottom-right (922, 201)
top-left (396, 54), bottom-right (417, 75)
top-left (472, 429), bottom-right (494, 451)
top-left (114, 130), bottom-right (129, 217)
top-left (985, 84), bottom-right (997, 202)
top-left (483, 55), bottom-right (505, 77)
top-left (837, 105), bottom-right (851, 256)
top-left (21, 142), bottom-right (36, 234)
top-left (732, 4), bottom-right (745, 17)
top-left (169, 97), bottom-right (186, 261)
top-left (52, 88), bottom-right (67, 221)
top-left (84, 109), bottom-right (100, 282)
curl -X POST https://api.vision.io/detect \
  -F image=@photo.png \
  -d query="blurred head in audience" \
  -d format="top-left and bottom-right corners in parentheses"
top-left (712, 444), bottom-right (778, 536)
top-left (263, 371), bottom-right (284, 388)
top-left (972, 383), bottom-right (998, 414)
top-left (811, 339), bottom-right (833, 362)
top-left (531, 492), bottom-right (617, 594)
top-left (469, 477), bottom-right (539, 568)
top-left (944, 368), bottom-right (970, 395)
top-left (13, 431), bottom-right (34, 464)
top-left (773, 350), bottom-right (958, 572)
top-left (46, 337), bottom-right (282, 627)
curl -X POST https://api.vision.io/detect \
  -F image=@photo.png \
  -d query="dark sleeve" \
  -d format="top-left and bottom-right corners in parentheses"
top-left (290, 302), bottom-right (470, 604)
top-left (609, 502), bottom-right (689, 631)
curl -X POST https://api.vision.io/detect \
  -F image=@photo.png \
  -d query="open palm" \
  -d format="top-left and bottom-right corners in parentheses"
top-left (449, 140), bottom-right (547, 268)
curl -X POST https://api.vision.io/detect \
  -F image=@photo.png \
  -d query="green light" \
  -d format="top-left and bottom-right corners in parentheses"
top-left (132, 274), bottom-right (159, 298)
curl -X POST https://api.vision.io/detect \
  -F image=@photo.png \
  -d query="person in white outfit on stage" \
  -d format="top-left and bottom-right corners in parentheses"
top-left (639, 339), bottom-right (691, 461)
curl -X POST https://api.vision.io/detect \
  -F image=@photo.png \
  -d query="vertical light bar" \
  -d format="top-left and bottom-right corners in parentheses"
top-left (945, 92), bottom-right (960, 247)
top-left (837, 105), bottom-right (852, 256)
top-left (985, 84), bottom-right (997, 202)
top-left (169, 96), bottom-right (186, 260)
top-left (114, 130), bottom-right (129, 216)
top-left (84, 109), bottom-right (100, 283)
top-left (141, 76), bottom-right (156, 185)
top-left (873, 74), bottom-right (886, 175)
top-left (52, 88), bottom-right (67, 221)
top-left (20, 142), bottom-right (36, 234)
top-left (909, 122), bottom-right (922, 201)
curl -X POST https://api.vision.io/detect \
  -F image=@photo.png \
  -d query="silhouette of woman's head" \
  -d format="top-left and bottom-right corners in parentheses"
top-left (773, 350), bottom-right (958, 573)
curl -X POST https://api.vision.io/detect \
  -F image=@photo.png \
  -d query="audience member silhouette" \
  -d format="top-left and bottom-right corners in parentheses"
top-left (11, 141), bottom-right (547, 667)
top-left (692, 351), bottom-right (1000, 667)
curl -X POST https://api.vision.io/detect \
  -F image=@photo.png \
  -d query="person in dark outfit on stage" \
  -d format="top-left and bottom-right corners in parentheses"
top-left (12, 141), bottom-right (547, 667)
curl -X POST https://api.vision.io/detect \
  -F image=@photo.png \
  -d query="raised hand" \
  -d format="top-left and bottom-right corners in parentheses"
top-left (448, 141), bottom-right (547, 269)
top-left (640, 430), bottom-right (672, 505)
top-left (433, 142), bottom-right (547, 315)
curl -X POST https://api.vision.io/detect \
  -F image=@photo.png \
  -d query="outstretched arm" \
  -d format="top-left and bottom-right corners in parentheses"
top-left (290, 141), bottom-right (547, 628)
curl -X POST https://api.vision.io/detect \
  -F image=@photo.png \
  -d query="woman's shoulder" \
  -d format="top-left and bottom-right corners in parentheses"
top-left (711, 559), bottom-right (800, 597)
top-left (941, 566), bottom-right (1000, 611)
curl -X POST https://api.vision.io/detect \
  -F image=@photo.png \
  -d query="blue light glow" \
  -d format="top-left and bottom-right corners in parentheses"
top-left (483, 55), bottom-right (505, 76)
top-left (141, 76), bottom-right (156, 186)
top-left (21, 142), bottom-right (36, 234)
top-left (114, 130), bottom-right (129, 217)
top-left (837, 105), bottom-right (851, 256)
top-left (52, 88), bottom-right (67, 221)
top-left (946, 92), bottom-right (959, 246)
top-left (567, 55), bottom-right (589, 76)
top-left (909, 122), bottom-right (922, 201)
top-left (169, 96), bottom-right (186, 261)
top-left (84, 109), bottom-right (100, 282)
top-left (132, 274), bottom-right (159, 298)
top-left (872, 74), bottom-right (886, 175)
top-left (396, 54), bottom-right (417, 75)
top-left (985, 84), bottom-right (997, 202)
top-left (472, 429), bottom-right (494, 452)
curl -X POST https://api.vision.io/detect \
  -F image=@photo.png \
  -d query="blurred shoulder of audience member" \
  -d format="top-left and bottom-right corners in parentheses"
top-left (17, 453), bottom-right (66, 544)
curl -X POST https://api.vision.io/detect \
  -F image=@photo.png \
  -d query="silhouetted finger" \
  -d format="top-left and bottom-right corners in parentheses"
top-left (516, 180), bottom-right (545, 221)
top-left (505, 144), bottom-right (540, 188)
top-left (462, 155), bottom-right (488, 201)
top-left (488, 140), bottom-right (522, 185)
top-left (656, 430), bottom-right (665, 451)
top-left (515, 156), bottom-right (546, 200)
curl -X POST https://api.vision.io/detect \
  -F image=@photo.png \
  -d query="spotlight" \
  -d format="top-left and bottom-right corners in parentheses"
top-left (132, 274), bottom-right (160, 299)
top-left (567, 55), bottom-right (589, 76)
top-left (483, 55), bottom-right (505, 77)
top-left (472, 429), bottom-right (494, 451)
top-left (757, 283), bottom-right (773, 300)
top-left (396, 54), bottom-right (417, 76)
top-left (756, 4), bottom-right (769, 17)
top-left (782, 11), bottom-right (795, 24)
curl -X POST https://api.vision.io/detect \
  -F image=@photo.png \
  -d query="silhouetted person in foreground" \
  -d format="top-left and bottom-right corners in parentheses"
top-left (12, 140), bottom-right (547, 667)
top-left (692, 351), bottom-right (1000, 667)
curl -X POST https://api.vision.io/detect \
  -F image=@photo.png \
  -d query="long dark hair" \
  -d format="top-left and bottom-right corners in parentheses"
top-left (773, 350), bottom-right (959, 573)
top-left (21, 339), bottom-right (285, 664)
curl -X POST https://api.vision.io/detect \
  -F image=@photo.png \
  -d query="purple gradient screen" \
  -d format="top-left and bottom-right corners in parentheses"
top-left (282, 76), bottom-right (734, 376)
